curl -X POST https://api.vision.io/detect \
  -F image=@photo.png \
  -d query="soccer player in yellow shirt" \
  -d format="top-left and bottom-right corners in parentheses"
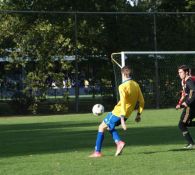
top-left (89, 66), bottom-right (145, 157)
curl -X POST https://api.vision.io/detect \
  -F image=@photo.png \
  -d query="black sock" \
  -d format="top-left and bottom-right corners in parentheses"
top-left (183, 132), bottom-right (194, 144)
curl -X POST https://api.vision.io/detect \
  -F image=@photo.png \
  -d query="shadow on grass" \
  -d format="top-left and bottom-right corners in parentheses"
top-left (0, 121), bottom-right (97, 131)
top-left (139, 148), bottom-right (195, 155)
top-left (0, 121), bottom-right (194, 158)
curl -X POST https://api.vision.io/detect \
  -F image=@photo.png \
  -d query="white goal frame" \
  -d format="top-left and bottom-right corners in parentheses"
top-left (111, 51), bottom-right (195, 69)
top-left (111, 50), bottom-right (195, 108)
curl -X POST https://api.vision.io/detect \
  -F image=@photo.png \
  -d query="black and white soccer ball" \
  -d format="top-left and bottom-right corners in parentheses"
top-left (92, 104), bottom-right (104, 116)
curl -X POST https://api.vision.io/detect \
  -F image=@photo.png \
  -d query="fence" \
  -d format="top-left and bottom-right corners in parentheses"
top-left (1, 11), bottom-right (195, 113)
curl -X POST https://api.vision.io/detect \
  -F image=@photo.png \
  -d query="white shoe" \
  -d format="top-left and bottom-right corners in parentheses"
top-left (183, 143), bottom-right (195, 149)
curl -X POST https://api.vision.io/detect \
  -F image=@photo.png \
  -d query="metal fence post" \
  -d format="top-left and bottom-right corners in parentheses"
top-left (74, 12), bottom-right (79, 113)
top-left (153, 12), bottom-right (160, 108)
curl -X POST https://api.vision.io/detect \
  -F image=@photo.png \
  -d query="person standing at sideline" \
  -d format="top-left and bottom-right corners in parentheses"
top-left (89, 66), bottom-right (145, 157)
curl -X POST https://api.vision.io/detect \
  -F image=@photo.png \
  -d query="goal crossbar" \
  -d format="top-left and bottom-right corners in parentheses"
top-left (111, 51), bottom-right (195, 68)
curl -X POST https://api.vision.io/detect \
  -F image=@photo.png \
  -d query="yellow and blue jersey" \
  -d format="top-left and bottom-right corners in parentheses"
top-left (112, 79), bottom-right (144, 118)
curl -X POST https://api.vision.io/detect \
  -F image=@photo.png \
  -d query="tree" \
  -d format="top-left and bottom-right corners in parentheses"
top-left (1, 0), bottom-right (195, 113)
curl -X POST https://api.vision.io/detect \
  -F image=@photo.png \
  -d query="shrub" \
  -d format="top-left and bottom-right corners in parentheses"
top-left (10, 91), bottom-right (34, 114)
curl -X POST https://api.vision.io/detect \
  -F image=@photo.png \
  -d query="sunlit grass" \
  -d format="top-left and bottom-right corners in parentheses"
top-left (0, 109), bottom-right (195, 175)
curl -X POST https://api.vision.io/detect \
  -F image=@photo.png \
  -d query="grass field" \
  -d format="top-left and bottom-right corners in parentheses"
top-left (0, 109), bottom-right (195, 175)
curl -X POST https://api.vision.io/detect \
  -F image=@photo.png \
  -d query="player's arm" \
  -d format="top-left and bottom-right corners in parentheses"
top-left (119, 86), bottom-right (127, 130)
top-left (176, 90), bottom-right (185, 109)
top-left (135, 86), bottom-right (145, 123)
top-left (191, 76), bottom-right (195, 81)
top-left (183, 80), bottom-right (195, 107)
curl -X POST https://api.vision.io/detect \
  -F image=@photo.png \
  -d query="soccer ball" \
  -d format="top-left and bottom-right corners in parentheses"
top-left (92, 104), bottom-right (104, 116)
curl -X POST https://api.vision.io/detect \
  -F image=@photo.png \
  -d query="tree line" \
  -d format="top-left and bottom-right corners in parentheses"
top-left (0, 0), bottom-right (195, 113)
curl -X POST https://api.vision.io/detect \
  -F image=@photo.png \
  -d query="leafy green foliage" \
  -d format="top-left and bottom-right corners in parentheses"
top-left (10, 91), bottom-right (34, 114)
top-left (1, 0), bottom-right (195, 113)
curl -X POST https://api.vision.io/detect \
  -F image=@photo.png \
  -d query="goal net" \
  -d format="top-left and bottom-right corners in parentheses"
top-left (111, 51), bottom-right (195, 108)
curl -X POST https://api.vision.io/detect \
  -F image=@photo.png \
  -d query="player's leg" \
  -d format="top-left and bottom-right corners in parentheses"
top-left (104, 113), bottom-right (126, 156)
top-left (113, 120), bottom-right (126, 156)
top-left (109, 129), bottom-right (121, 143)
top-left (109, 128), bottom-right (125, 156)
top-left (94, 121), bottom-right (107, 152)
top-left (187, 109), bottom-right (195, 127)
top-left (188, 120), bottom-right (195, 126)
top-left (89, 117), bottom-right (108, 157)
top-left (178, 109), bottom-right (195, 148)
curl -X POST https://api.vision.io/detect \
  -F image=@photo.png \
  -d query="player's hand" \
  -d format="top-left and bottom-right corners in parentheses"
top-left (135, 113), bottom-right (141, 123)
top-left (182, 102), bottom-right (188, 108)
top-left (120, 116), bottom-right (127, 130)
top-left (176, 104), bottom-right (181, 110)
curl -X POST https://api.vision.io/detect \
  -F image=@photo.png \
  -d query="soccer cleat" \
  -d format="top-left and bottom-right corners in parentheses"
top-left (89, 151), bottom-right (102, 158)
top-left (183, 143), bottom-right (195, 149)
top-left (115, 141), bottom-right (125, 156)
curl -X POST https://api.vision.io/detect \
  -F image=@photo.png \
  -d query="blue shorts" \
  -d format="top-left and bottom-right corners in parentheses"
top-left (103, 112), bottom-right (126, 130)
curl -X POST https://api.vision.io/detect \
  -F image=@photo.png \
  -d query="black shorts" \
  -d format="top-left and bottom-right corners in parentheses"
top-left (115, 117), bottom-right (128, 127)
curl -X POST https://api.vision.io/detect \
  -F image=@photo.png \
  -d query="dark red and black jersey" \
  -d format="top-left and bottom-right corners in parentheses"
top-left (191, 76), bottom-right (195, 82)
top-left (177, 76), bottom-right (195, 106)
top-left (184, 78), bottom-right (195, 107)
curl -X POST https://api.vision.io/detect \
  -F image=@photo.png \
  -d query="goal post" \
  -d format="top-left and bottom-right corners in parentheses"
top-left (111, 51), bottom-right (195, 108)
top-left (111, 51), bottom-right (126, 69)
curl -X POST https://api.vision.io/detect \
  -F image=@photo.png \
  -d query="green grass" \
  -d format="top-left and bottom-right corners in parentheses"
top-left (0, 109), bottom-right (195, 175)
